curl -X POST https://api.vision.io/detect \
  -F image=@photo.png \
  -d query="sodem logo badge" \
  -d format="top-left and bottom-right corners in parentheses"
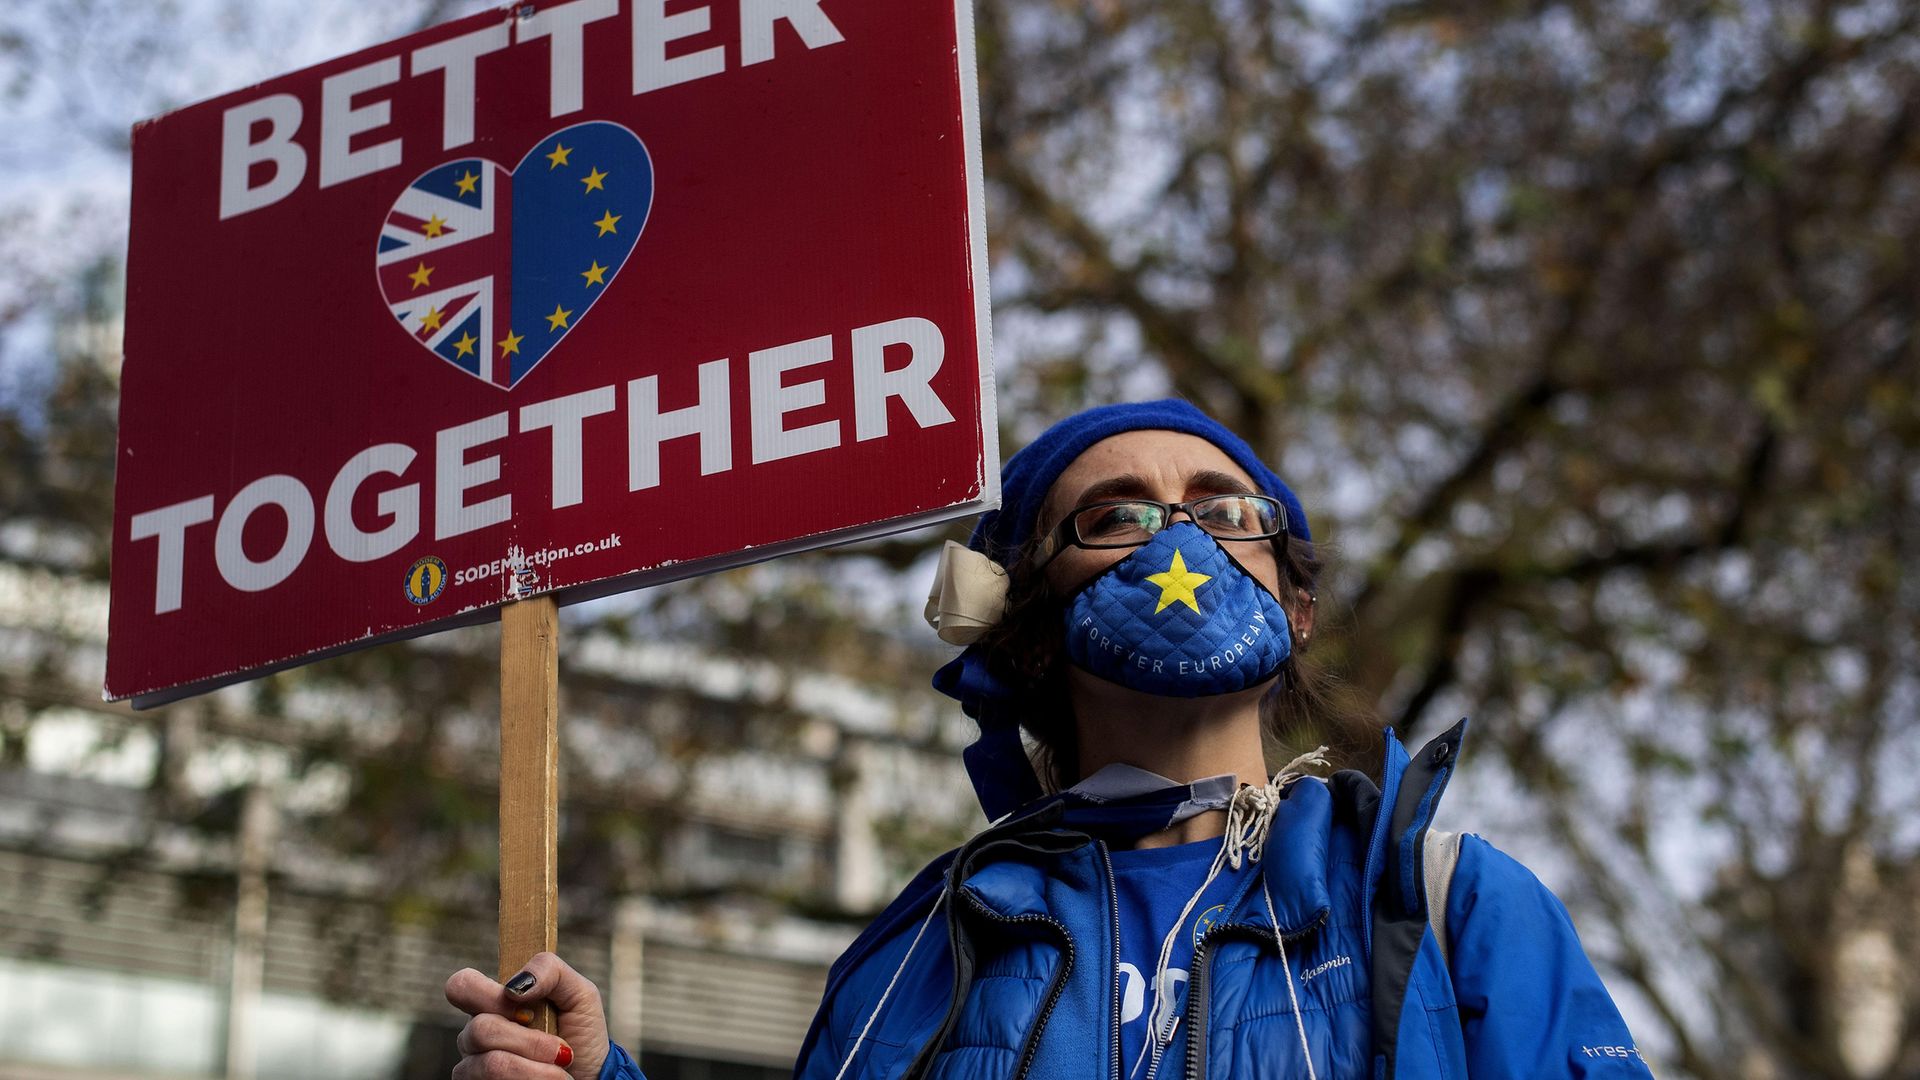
top-left (405, 556), bottom-right (448, 605)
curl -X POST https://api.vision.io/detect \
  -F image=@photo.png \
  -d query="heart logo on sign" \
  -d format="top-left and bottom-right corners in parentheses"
top-left (374, 121), bottom-right (653, 390)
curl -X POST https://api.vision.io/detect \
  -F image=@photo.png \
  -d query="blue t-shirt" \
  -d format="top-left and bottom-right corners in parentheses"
top-left (1109, 835), bottom-right (1250, 1080)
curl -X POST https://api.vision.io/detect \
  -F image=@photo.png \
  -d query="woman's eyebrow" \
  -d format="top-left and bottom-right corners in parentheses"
top-left (1072, 474), bottom-right (1155, 506)
top-left (1186, 470), bottom-right (1256, 496)
top-left (1066, 470), bottom-right (1256, 511)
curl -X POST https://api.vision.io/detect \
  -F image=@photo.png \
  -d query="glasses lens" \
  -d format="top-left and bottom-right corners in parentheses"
top-left (1192, 494), bottom-right (1282, 538)
top-left (1072, 501), bottom-right (1166, 546)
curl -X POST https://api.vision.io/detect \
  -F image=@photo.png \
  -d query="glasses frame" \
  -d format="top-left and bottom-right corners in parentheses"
top-left (1041, 493), bottom-right (1289, 567)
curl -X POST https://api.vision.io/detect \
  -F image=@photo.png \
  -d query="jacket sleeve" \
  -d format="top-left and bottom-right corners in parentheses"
top-left (1445, 834), bottom-right (1656, 1078)
top-left (595, 1041), bottom-right (648, 1080)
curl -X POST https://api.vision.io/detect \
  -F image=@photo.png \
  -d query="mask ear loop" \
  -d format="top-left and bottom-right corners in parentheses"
top-left (1209, 528), bottom-right (1300, 648)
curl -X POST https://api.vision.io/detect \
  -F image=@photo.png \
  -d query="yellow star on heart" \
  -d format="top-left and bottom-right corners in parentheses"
top-left (545, 143), bottom-right (572, 169)
top-left (454, 170), bottom-right (479, 196)
top-left (407, 262), bottom-right (433, 289)
top-left (1146, 550), bottom-right (1211, 615)
top-left (544, 303), bottom-right (572, 331)
top-left (422, 214), bottom-right (447, 238)
top-left (498, 329), bottom-right (524, 357)
top-left (580, 167), bottom-right (608, 193)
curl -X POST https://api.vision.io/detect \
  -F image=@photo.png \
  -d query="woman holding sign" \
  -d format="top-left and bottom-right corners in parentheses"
top-left (446, 400), bottom-right (1653, 1079)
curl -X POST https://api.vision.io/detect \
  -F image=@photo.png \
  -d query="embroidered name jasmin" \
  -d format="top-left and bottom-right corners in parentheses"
top-left (1074, 611), bottom-right (1269, 676)
top-left (1301, 955), bottom-right (1351, 982)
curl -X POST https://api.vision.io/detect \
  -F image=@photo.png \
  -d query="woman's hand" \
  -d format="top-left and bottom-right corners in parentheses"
top-left (445, 952), bottom-right (612, 1080)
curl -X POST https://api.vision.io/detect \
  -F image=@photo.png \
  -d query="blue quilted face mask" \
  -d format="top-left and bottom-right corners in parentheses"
top-left (1062, 522), bottom-right (1293, 697)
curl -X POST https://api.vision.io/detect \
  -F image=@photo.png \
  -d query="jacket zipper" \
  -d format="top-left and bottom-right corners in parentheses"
top-left (954, 890), bottom-right (1075, 1080)
top-left (1099, 841), bottom-right (1122, 1080)
top-left (1182, 910), bottom-right (1330, 1080)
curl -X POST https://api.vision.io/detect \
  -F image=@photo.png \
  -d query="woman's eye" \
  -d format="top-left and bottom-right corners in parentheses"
top-left (1080, 503), bottom-right (1157, 539)
top-left (1198, 497), bottom-right (1259, 535)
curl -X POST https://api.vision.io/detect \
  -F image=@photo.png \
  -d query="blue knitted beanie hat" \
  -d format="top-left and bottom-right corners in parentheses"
top-left (937, 398), bottom-right (1313, 819)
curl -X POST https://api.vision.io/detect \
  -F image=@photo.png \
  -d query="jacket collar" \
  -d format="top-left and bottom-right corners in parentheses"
top-left (1065, 763), bottom-right (1240, 828)
top-left (956, 771), bottom-right (1336, 937)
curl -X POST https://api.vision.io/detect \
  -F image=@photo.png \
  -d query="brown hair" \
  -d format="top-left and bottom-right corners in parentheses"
top-left (972, 526), bottom-right (1384, 791)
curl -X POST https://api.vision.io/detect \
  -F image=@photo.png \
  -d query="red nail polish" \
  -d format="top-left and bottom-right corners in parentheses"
top-left (555, 1043), bottom-right (574, 1068)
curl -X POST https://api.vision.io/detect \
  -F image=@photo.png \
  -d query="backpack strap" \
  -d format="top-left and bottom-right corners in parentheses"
top-left (1422, 828), bottom-right (1463, 966)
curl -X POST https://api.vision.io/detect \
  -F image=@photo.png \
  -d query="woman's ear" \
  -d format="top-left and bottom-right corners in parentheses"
top-left (1292, 592), bottom-right (1317, 647)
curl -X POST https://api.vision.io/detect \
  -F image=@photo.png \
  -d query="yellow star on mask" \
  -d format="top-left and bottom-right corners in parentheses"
top-left (1146, 550), bottom-right (1212, 615)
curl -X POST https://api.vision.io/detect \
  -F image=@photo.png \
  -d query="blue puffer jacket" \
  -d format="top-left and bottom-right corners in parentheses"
top-left (597, 720), bottom-right (1655, 1079)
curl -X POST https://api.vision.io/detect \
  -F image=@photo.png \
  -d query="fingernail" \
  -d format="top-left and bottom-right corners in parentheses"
top-left (555, 1042), bottom-right (574, 1068)
top-left (505, 971), bottom-right (536, 995)
top-left (511, 1007), bottom-right (535, 1025)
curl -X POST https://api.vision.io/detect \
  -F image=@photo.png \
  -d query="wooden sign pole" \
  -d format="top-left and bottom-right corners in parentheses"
top-left (499, 595), bottom-right (561, 1033)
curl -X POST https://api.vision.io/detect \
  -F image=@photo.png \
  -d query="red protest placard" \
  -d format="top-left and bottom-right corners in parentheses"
top-left (109, 0), bottom-right (996, 706)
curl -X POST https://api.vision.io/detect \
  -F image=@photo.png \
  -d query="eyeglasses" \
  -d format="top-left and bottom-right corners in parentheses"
top-left (1041, 494), bottom-right (1287, 565)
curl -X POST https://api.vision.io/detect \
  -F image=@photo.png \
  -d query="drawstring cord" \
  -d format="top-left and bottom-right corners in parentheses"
top-left (829, 803), bottom-right (1024, 1078)
top-left (1133, 746), bottom-right (1330, 1080)
top-left (835, 744), bottom-right (1330, 1080)
top-left (1263, 878), bottom-right (1319, 1080)
top-left (831, 888), bottom-right (949, 1080)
